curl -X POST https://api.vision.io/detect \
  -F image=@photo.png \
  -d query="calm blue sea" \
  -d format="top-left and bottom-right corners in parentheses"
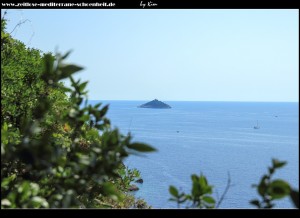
top-left (90, 100), bottom-right (299, 208)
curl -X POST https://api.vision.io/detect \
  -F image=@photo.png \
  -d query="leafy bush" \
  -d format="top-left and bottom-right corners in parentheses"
top-left (1, 18), bottom-right (155, 208)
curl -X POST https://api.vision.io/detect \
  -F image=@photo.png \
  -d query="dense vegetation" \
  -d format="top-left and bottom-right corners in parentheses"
top-left (1, 17), bottom-right (298, 209)
top-left (1, 18), bottom-right (154, 208)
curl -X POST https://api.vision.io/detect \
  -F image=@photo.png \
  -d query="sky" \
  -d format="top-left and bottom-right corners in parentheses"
top-left (2, 9), bottom-right (299, 102)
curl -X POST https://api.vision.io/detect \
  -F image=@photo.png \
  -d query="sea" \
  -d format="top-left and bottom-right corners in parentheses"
top-left (89, 100), bottom-right (299, 208)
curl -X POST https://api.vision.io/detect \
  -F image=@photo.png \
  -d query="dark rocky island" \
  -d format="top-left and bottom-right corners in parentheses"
top-left (138, 99), bottom-right (171, 109)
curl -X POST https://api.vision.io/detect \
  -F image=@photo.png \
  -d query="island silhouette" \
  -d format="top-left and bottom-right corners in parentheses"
top-left (138, 99), bottom-right (171, 109)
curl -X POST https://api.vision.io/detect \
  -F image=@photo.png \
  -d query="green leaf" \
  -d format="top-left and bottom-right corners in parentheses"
top-left (199, 175), bottom-right (208, 188)
top-left (258, 175), bottom-right (268, 196)
top-left (268, 179), bottom-right (291, 199)
top-left (202, 196), bottom-right (215, 204)
top-left (99, 105), bottom-right (109, 117)
top-left (30, 183), bottom-right (40, 196)
top-left (185, 194), bottom-right (192, 200)
top-left (127, 143), bottom-right (156, 152)
top-left (1, 199), bottom-right (11, 207)
top-left (1, 174), bottom-right (16, 188)
top-left (70, 76), bottom-right (76, 85)
top-left (192, 181), bottom-right (201, 197)
top-left (79, 114), bottom-right (90, 122)
top-left (59, 64), bottom-right (83, 79)
top-left (79, 81), bottom-right (88, 93)
top-left (202, 185), bottom-right (213, 195)
top-left (169, 186), bottom-right (179, 197)
top-left (94, 103), bottom-right (102, 108)
top-left (102, 182), bottom-right (120, 200)
top-left (290, 189), bottom-right (299, 208)
top-left (61, 50), bottom-right (73, 60)
top-left (43, 53), bottom-right (54, 76)
top-left (3, 122), bottom-right (8, 131)
top-left (250, 199), bottom-right (261, 208)
top-left (59, 86), bottom-right (72, 93)
top-left (94, 124), bottom-right (104, 130)
top-left (191, 174), bottom-right (198, 183)
top-left (272, 159), bottom-right (287, 169)
top-left (31, 196), bottom-right (49, 208)
top-left (178, 198), bottom-right (188, 203)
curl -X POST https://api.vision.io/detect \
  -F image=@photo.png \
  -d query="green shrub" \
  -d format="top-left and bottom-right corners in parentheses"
top-left (1, 18), bottom-right (155, 208)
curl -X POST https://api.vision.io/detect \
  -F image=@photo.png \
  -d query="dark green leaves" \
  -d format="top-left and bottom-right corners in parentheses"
top-left (272, 159), bottom-right (286, 169)
top-left (169, 186), bottom-right (179, 198)
top-left (258, 175), bottom-right (268, 196)
top-left (1, 174), bottom-right (16, 190)
top-left (79, 81), bottom-right (88, 93)
top-left (251, 159), bottom-right (295, 208)
top-left (59, 64), bottom-right (83, 80)
top-left (61, 50), bottom-right (73, 60)
top-left (290, 189), bottom-right (299, 208)
top-left (168, 185), bottom-right (187, 208)
top-left (202, 196), bottom-right (215, 204)
top-left (191, 174), bottom-right (213, 198)
top-left (43, 53), bottom-right (54, 78)
top-left (94, 103), bottom-right (102, 108)
top-left (102, 182), bottom-right (120, 201)
top-left (250, 200), bottom-right (261, 207)
top-left (127, 143), bottom-right (156, 152)
top-left (169, 173), bottom-right (215, 208)
top-left (1, 20), bottom-right (157, 209)
top-left (0, 35), bottom-right (157, 208)
top-left (98, 105), bottom-right (109, 119)
top-left (268, 180), bottom-right (290, 199)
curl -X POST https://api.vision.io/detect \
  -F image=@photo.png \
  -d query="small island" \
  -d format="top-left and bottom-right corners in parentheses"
top-left (138, 99), bottom-right (171, 109)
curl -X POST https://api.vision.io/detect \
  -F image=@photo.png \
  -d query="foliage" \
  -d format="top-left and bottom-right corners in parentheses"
top-left (169, 173), bottom-right (216, 208)
top-left (1, 18), bottom-right (155, 209)
top-left (250, 159), bottom-right (299, 209)
top-left (169, 160), bottom-right (299, 209)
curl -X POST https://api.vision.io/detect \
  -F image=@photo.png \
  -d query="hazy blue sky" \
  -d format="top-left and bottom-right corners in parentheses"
top-left (3, 9), bottom-right (299, 102)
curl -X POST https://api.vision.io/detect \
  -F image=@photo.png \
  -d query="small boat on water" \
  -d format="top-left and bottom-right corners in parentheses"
top-left (254, 120), bottom-right (260, 129)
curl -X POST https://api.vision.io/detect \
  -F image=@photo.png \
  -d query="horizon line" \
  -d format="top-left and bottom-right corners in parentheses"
top-left (89, 99), bottom-right (299, 103)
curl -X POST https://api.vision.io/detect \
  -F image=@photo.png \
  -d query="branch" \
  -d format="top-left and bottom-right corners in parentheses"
top-left (216, 171), bottom-right (232, 208)
top-left (1, 9), bottom-right (8, 20)
top-left (215, 188), bottom-right (220, 205)
top-left (10, 19), bottom-right (31, 35)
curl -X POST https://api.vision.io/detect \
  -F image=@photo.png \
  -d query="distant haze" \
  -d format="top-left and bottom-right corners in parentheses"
top-left (3, 9), bottom-right (299, 102)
